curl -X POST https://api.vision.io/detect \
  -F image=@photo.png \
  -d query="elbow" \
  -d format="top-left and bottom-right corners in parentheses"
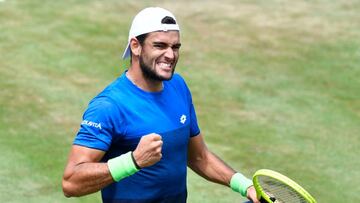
top-left (188, 150), bottom-right (207, 165)
top-left (62, 179), bottom-right (77, 198)
top-left (63, 191), bottom-right (72, 198)
top-left (188, 156), bottom-right (202, 167)
top-left (188, 153), bottom-right (207, 170)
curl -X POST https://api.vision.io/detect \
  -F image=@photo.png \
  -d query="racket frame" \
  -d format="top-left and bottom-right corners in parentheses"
top-left (253, 169), bottom-right (317, 203)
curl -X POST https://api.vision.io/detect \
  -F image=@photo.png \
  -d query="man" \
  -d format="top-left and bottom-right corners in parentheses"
top-left (62, 7), bottom-right (259, 203)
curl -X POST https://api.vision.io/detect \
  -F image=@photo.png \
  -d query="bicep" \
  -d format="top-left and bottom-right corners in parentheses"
top-left (188, 133), bottom-right (208, 163)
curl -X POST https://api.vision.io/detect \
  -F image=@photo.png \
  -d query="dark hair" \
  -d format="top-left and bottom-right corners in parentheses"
top-left (161, 16), bottom-right (176, 24)
top-left (136, 33), bottom-right (148, 46)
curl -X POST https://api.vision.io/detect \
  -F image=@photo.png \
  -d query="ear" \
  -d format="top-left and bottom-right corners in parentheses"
top-left (129, 38), bottom-right (141, 57)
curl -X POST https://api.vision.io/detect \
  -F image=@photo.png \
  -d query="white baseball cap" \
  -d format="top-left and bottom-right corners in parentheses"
top-left (122, 7), bottom-right (180, 59)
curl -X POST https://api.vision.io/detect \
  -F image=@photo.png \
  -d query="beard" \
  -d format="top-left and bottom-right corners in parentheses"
top-left (139, 54), bottom-right (176, 81)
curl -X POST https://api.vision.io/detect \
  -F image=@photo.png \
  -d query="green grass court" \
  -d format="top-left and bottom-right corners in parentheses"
top-left (0, 0), bottom-right (359, 202)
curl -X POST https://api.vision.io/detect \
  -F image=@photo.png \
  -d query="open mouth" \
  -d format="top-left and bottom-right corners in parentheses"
top-left (157, 62), bottom-right (172, 70)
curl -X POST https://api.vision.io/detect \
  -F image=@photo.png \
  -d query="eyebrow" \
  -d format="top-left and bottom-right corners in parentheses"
top-left (153, 41), bottom-right (182, 48)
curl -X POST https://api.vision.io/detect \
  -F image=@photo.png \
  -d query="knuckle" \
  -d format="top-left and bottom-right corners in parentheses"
top-left (150, 142), bottom-right (158, 148)
top-left (153, 134), bottom-right (161, 139)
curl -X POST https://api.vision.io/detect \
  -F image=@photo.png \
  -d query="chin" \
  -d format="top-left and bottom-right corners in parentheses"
top-left (157, 70), bottom-right (174, 81)
top-left (159, 74), bottom-right (173, 81)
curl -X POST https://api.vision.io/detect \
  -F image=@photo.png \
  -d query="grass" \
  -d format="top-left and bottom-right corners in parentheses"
top-left (0, 0), bottom-right (359, 202)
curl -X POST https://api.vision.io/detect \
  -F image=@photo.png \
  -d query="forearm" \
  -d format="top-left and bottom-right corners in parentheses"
top-left (62, 162), bottom-right (113, 197)
top-left (188, 149), bottom-right (254, 198)
top-left (187, 134), bottom-right (256, 200)
top-left (188, 150), bottom-right (236, 186)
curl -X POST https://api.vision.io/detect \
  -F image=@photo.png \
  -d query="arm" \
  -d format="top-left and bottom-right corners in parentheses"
top-left (62, 133), bottom-right (163, 197)
top-left (187, 133), bottom-right (235, 186)
top-left (187, 133), bottom-right (259, 202)
top-left (62, 145), bottom-right (113, 197)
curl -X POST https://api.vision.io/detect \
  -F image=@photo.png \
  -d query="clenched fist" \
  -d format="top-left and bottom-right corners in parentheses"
top-left (132, 133), bottom-right (163, 168)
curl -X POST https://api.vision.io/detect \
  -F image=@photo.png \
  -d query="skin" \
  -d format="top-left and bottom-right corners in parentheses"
top-left (126, 31), bottom-right (181, 91)
top-left (62, 30), bottom-right (259, 202)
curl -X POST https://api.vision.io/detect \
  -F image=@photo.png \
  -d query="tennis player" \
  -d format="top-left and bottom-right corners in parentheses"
top-left (62, 7), bottom-right (259, 203)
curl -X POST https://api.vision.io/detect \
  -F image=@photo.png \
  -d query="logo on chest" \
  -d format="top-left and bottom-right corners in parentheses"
top-left (180, 114), bottom-right (187, 124)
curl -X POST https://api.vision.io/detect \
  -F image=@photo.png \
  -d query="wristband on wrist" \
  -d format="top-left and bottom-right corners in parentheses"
top-left (230, 172), bottom-right (253, 197)
top-left (131, 152), bottom-right (141, 170)
top-left (107, 151), bottom-right (139, 182)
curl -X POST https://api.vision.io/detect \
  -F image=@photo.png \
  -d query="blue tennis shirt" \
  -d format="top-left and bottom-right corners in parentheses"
top-left (73, 71), bottom-right (200, 203)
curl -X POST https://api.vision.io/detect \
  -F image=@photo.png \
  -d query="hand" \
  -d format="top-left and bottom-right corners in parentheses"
top-left (132, 133), bottom-right (163, 168)
top-left (246, 186), bottom-right (260, 203)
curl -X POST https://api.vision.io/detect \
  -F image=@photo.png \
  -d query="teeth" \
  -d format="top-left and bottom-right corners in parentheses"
top-left (158, 62), bottom-right (171, 68)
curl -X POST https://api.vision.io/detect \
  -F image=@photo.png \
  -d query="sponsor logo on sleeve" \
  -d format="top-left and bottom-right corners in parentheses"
top-left (81, 120), bottom-right (102, 129)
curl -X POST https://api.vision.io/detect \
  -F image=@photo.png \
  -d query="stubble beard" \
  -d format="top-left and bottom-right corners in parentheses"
top-left (139, 54), bottom-right (176, 82)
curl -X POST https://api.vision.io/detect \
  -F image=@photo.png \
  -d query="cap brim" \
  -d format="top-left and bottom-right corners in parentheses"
top-left (122, 42), bottom-right (131, 59)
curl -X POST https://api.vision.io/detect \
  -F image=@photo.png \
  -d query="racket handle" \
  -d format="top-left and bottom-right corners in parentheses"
top-left (260, 197), bottom-right (268, 203)
top-left (242, 197), bottom-right (268, 203)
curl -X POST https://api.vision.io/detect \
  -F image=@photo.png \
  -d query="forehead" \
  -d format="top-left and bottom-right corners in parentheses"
top-left (145, 31), bottom-right (180, 44)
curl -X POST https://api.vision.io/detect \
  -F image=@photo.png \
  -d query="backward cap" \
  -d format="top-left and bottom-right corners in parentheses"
top-left (122, 7), bottom-right (180, 59)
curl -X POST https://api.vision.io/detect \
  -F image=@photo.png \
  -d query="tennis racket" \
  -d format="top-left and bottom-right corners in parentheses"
top-left (253, 169), bottom-right (316, 203)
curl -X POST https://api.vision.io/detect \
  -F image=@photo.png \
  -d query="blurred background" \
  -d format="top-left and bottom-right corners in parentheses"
top-left (0, 0), bottom-right (359, 202)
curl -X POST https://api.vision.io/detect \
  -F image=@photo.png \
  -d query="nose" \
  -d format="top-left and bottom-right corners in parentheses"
top-left (164, 47), bottom-right (175, 60)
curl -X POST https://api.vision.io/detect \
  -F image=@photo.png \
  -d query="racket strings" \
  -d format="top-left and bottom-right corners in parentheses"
top-left (259, 176), bottom-right (308, 203)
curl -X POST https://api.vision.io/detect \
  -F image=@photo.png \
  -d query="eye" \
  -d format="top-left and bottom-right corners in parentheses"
top-left (153, 43), bottom-right (167, 49)
top-left (172, 44), bottom-right (181, 51)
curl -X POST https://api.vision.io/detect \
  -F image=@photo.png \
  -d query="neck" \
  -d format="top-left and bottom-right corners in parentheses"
top-left (126, 68), bottom-right (163, 92)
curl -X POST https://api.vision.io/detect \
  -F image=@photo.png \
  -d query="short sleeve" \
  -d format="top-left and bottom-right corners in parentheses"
top-left (190, 101), bottom-right (200, 137)
top-left (73, 97), bottom-right (120, 151)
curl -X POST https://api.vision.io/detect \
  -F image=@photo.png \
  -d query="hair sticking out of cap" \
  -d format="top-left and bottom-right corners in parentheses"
top-left (161, 16), bottom-right (176, 24)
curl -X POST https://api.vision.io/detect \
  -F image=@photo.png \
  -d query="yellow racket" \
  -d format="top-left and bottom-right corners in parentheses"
top-left (253, 169), bottom-right (317, 203)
